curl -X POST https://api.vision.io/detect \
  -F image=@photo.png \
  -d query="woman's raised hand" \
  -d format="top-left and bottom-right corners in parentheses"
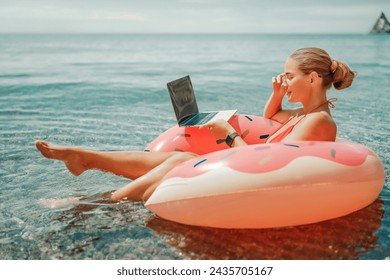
top-left (272, 73), bottom-right (287, 97)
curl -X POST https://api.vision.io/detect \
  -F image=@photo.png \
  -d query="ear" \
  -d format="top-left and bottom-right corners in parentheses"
top-left (308, 71), bottom-right (320, 84)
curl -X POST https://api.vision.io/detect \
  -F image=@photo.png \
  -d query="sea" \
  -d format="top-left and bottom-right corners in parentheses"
top-left (0, 34), bottom-right (389, 260)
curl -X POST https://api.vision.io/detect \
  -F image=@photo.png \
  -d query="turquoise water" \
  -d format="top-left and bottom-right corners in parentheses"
top-left (0, 34), bottom-right (389, 259)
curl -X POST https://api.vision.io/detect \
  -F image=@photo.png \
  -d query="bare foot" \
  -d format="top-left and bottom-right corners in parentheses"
top-left (35, 140), bottom-right (87, 176)
top-left (39, 196), bottom-right (84, 209)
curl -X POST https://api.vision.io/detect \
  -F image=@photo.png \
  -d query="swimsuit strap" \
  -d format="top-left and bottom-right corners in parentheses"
top-left (307, 98), bottom-right (337, 114)
top-left (327, 98), bottom-right (337, 109)
top-left (293, 98), bottom-right (337, 127)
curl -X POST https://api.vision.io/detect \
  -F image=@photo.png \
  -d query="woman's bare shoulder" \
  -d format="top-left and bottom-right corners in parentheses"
top-left (306, 111), bottom-right (336, 126)
top-left (284, 111), bottom-right (337, 142)
top-left (302, 112), bottom-right (337, 140)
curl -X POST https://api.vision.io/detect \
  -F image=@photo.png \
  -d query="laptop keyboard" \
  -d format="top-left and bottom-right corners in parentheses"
top-left (182, 112), bottom-right (217, 126)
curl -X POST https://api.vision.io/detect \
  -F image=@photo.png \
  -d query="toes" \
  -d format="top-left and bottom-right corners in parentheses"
top-left (41, 141), bottom-right (49, 148)
top-left (35, 140), bottom-right (49, 150)
top-left (35, 140), bottom-right (43, 150)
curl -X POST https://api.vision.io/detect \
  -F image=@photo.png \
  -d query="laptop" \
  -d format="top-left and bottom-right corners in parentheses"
top-left (167, 75), bottom-right (237, 127)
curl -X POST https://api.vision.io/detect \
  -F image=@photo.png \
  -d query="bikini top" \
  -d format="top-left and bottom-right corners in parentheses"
top-left (266, 98), bottom-right (337, 144)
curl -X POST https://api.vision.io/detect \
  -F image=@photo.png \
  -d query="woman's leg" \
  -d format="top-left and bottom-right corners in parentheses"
top-left (35, 140), bottom-right (180, 179)
top-left (111, 152), bottom-right (196, 202)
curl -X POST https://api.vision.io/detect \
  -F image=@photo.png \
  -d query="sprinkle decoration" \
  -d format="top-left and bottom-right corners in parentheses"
top-left (193, 159), bottom-right (207, 168)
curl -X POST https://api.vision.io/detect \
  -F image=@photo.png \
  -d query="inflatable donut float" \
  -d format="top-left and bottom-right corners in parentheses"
top-left (145, 114), bottom-right (281, 154)
top-left (144, 114), bottom-right (385, 229)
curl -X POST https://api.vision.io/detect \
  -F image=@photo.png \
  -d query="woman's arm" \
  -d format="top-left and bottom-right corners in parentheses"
top-left (263, 74), bottom-right (297, 122)
top-left (200, 119), bottom-right (247, 148)
top-left (263, 75), bottom-right (285, 118)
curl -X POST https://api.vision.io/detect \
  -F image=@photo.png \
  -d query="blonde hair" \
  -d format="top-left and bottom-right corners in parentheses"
top-left (290, 47), bottom-right (357, 90)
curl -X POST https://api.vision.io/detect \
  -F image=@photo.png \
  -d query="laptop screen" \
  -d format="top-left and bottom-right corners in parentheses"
top-left (167, 76), bottom-right (199, 123)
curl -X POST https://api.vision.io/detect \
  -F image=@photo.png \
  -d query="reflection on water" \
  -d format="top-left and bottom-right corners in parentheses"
top-left (1, 191), bottom-right (384, 259)
top-left (147, 199), bottom-right (384, 260)
top-left (36, 200), bottom-right (149, 260)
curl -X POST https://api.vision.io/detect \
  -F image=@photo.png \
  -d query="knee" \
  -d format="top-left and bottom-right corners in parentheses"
top-left (168, 152), bottom-right (197, 165)
top-left (142, 186), bottom-right (155, 202)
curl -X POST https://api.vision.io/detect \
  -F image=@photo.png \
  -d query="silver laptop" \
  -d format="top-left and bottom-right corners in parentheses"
top-left (167, 75), bottom-right (237, 127)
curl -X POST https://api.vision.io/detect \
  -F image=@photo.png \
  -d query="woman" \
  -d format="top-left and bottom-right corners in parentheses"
top-left (35, 47), bottom-right (356, 203)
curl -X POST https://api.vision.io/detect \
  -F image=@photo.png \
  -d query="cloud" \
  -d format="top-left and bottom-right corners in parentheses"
top-left (90, 14), bottom-right (145, 23)
top-left (0, 0), bottom-right (388, 33)
top-left (106, 15), bottom-right (145, 22)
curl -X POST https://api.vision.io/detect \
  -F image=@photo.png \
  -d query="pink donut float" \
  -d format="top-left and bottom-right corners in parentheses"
top-left (144, 115), bottom-right (385, 229)
top-left (145, 114), bottom-right (282, 154)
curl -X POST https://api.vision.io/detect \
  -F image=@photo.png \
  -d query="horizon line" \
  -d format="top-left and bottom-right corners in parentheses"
top-left (0, 31), bottom-right (374, 35)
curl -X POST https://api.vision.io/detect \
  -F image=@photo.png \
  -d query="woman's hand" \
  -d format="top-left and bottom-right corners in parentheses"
top-left (272, 73), bottom-right (287, 98)
top-left (200, 119), bottom-right (247, 147)
top-left (200, 119), bottom-right (236, 140)
top-left (263, 73), bottom-right (288, 120)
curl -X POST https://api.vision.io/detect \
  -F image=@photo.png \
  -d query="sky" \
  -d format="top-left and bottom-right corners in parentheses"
top-left (0, 0), bottom-right (389, 34)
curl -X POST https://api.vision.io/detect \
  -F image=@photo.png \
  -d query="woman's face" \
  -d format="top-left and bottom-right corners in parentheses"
top-left (283, 57), bottom-right (311, 103)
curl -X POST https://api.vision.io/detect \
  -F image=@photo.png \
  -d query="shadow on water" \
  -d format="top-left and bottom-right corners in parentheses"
top-left (29, 194), bottom-right (384, 260)
top-left (146, 198), bottom-right (384, 260)
top-left (31, 195), bottom-right (150, 260)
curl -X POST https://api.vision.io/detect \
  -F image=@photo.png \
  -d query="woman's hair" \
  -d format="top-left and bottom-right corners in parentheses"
top-left (289, 47), bottom-right (357, 90)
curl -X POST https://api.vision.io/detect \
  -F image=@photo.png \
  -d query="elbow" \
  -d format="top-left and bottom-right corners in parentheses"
top-left (264, 112), bottom-right (273, 119)
top-left (264, 110), bottom-right (280, 121)
top-left (263, 109), bottom-right (274, 119)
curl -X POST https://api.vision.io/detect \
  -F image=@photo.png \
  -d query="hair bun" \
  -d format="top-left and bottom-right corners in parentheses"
top-left (331, 60), bottom-right (357, 90)
top-left (330, 60), bottom-right (339, 73)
